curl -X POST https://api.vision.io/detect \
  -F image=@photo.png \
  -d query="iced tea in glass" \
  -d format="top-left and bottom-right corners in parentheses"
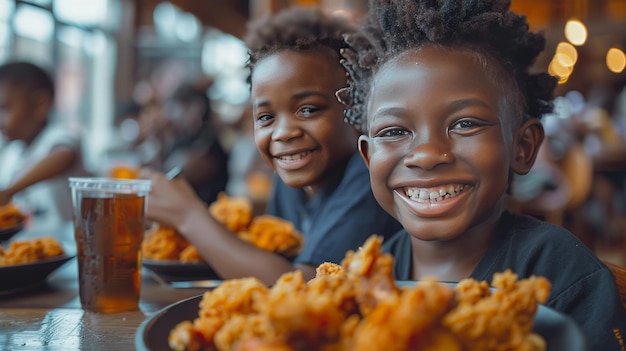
top-left (69, 177), bottom-right (151, 313)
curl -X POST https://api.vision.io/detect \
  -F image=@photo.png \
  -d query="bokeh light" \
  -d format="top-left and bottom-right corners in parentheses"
top-left (564, 19), bottom-right (588, 46)
top-left (606, 48), bottom-right (626, 73)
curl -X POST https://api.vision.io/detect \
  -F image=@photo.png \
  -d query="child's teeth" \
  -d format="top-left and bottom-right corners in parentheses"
top-left (405, 185), bottom-right (465, 203)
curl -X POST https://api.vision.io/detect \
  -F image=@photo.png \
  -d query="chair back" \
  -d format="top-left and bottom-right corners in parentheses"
top-left (603, 260), bottom-right (626, 308)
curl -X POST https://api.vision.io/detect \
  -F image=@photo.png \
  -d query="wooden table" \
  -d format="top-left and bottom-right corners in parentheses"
top-left (0, 222), bottom-right (210, 351)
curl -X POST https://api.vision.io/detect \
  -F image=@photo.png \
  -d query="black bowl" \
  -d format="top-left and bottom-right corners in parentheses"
top-left (0, 222), bottom-right (25, 242)
top-left (0, 255), bottom-right (74, 296)
top-left (142, 259), bottom-right (221, 284)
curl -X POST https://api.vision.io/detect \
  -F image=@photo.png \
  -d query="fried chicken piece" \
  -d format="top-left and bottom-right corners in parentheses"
top-left (198, 278), bottom-right (269, 320)
top-left (320, 315), bottom-right (361, 351)
top-left (36, 237), bottom-right (65, 258)
top-left (254, 271), bottom-right (356, 349)
top-left (169, 320), bottom-right (206, 351)
top-left (233, 337), bottom-right (293, 351)
top-left (0, 203), bottom-right (25, 228)
top-left (4, 241), bottom-right (38, 265)
top-left (179, 245), bottom-right (203, 263)
top-left (169, 278), bottom-right (270, 351)
top-left (350, 280), bottom-right (459, 351)
top-left (209, 192), bottom-right (253, 233)
top-left (341, 235), bottom-right (400, 315)
top-left (0, 247), bottom-right (6, 267)
top-left (239, 215), bottom-right (303, 257)
top-left (215, 315), bottom-right (280, 351)
top-left (443, 270), bottom-right (551, 351)
top-left (142, 225), bottom-right (189, 261)
top-left (194, 278), bottom-right (269, 346)
top-left (315, 262), bottom-right (345, 278)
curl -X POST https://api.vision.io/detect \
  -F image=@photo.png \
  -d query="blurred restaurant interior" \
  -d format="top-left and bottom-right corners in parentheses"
top-left (1, 0), bottom-right (626, 262)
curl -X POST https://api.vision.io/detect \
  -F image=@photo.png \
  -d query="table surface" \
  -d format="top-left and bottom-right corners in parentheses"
top-left (0, 222), bottom-right (211, 351)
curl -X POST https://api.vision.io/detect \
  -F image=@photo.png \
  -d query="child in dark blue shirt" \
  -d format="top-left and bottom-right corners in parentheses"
top-left (338, 0), bottom-right (626, 349)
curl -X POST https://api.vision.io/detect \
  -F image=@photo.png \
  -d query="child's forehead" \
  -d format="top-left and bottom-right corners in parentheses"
top-left (252, 49), bottom-right (345, 86)
top-left (372, 46), bottom-right (517, 98)
top-left (258, 49), bottom-right (339, 71)
top-left (366, 46), bottom-right (522, 127)
top-left (380, 46), bottom-right (500, 73)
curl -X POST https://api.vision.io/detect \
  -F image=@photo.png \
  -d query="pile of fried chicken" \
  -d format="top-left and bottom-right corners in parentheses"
top-left (142, 193), bottom-right (303, 263)
top-left (168, 236), bottom-right (551, 351)
top-left (142, 225), bottom-right (203, 262)
top-left (209, 193), bottom-right (303, 257)
top-left (0, 237), bottom-right (65, 266)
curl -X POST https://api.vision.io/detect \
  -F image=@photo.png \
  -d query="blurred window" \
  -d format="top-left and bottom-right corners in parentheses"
top-left (0, 0), bottom-right (14, 61)
top-left (13, 4), bottom-right (54, 65)
top-left (202, 28), bottom-right (249, 111)
top-left (22, 0), bottom-right (51, 6)
top-left (53, 0), bottom-right (108, 27)
top-left (14, 4), bottom-right (53, 42)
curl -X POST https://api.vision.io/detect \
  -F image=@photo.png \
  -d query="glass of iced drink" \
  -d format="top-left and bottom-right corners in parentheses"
top-left (68, 177), bottom-right (151, 313)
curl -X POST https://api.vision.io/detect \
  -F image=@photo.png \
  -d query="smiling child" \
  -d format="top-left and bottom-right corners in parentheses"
top-left (339, 0), bottom-right (626, 349)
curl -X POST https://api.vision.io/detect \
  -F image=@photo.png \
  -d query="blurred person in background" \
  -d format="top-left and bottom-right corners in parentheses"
top-left (104, 98), bottom-right (165, 178)
top-left (158, 82), bottom-right (229, 205)
top-left (0, 61), bottom-right (89, 229)
top-left (575, 86), bottom-right (626, 246)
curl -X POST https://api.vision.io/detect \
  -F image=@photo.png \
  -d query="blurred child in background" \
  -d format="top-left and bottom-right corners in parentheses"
top-left (0, 61), bottom-right (89, 229)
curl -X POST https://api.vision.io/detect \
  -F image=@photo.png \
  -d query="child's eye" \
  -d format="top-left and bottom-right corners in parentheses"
top-left (298, 106), bottom-right (320, 117)
top-left (374, 128), bottom-right (410, 138)
top-left (256, 113), bottom-right (274, 124)
top-left (450, 118), bottom-right (493, 130)
top-left (452, 120), bottom-right (478, 129)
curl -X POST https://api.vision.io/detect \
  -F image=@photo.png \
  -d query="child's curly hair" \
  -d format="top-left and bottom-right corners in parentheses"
top-left (244, 7), bottom-right (356, 83)
top-left (340, 0), bottom-right (558, 133)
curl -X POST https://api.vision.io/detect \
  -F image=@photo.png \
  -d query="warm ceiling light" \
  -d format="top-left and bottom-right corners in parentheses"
top-left (564, 19), bottom-right (587, 46)
top-left (555, 42), bottom-right (578, 66)
top-left (549, 58), bottom-right (573, 78)
top-left (606, 48), bottom-right (626, 73)
top-left (556, 53), bottom-right (575, 67)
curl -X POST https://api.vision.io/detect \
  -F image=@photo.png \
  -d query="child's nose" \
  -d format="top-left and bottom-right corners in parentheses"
top-left (403, 140), bottom-right (454, 170)
top-left (271, 116), bottom-right (302, 141)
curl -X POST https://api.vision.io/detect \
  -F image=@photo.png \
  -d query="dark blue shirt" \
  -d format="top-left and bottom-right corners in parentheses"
top-left (383, 211), bottom-right (626, 351)
top-left (267, 152), bottom-right (401, 266)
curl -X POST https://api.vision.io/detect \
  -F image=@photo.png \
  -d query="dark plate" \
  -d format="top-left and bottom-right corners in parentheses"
top-left (142, 259), bottom-right (221, 283)
top-left (0, 222), bottom-right (25, 242)
top-left (0, 255), bottom-right (74, 296)
top-left (136, 294), bottom-right (588, 351)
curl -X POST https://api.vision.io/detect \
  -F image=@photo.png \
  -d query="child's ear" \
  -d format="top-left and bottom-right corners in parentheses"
top-left (511, 119), bottom-right (545, 175)
top-left (358, 134), bottom-right (371, 167)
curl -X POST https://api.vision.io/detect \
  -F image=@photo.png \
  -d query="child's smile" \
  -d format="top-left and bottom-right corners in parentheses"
top-left (272, 149), bottom-right (317, 171)
top-left (397, 183), bottom-right (470, 217)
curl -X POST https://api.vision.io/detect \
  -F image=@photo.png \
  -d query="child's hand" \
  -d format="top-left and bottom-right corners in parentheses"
top-left (0, 189), bottom-right (12, 206)
top-left (138, 168), bottom-right (207, 231)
